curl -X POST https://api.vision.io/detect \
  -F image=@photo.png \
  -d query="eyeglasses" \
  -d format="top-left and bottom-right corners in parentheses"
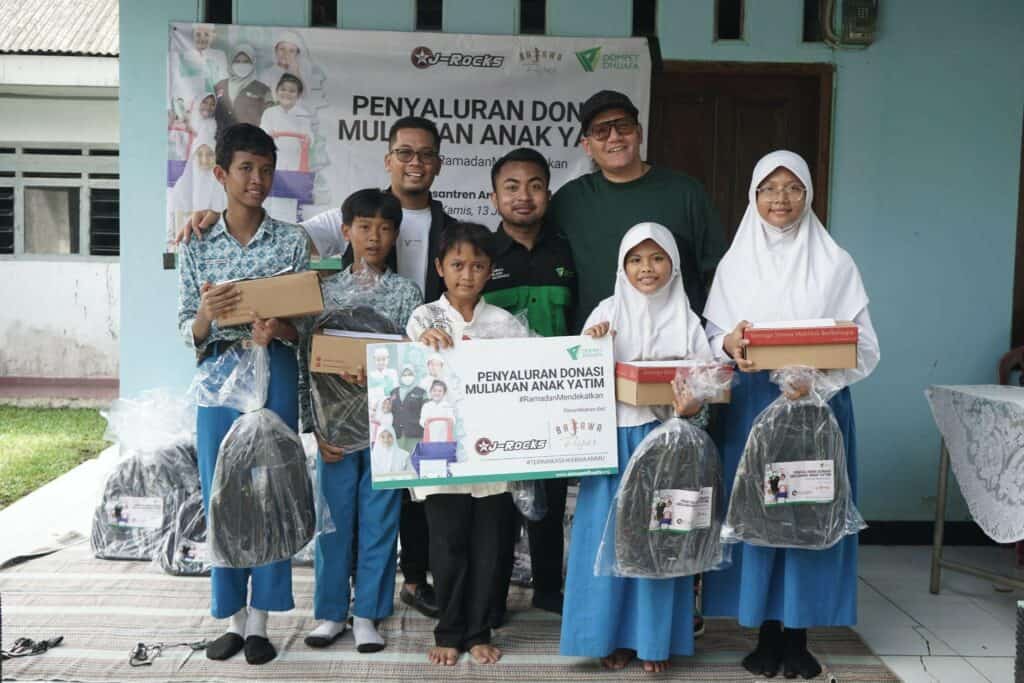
top-left (586, 117), bottom-right (639, 141)
top-left (389, 147), bottom-right (440, 164)
top-left (756, 184), bottom-right (806, 201)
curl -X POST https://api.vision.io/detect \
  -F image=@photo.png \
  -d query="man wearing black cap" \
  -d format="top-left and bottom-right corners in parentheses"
top-left (547, 90), bottom-right (725, 327)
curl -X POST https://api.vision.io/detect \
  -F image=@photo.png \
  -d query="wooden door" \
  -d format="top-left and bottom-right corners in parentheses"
top-left (648, 62), bottom-right (834, 242)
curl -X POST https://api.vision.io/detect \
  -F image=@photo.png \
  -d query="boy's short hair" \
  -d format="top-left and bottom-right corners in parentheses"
top-left (341, 188), bottom-right (403, 230)
top-left (490, 147), bottom-right (551, 190)
top-left (437, 222), bottom-right (496, 264)
top-left (388, 116), bottom-right (442, 151)
top-left (430, 379), bottom-right (447, 393)
top-left (215, 123), bottom-right (277, 170)
top-left (276, 72), bottom-right (304, 95)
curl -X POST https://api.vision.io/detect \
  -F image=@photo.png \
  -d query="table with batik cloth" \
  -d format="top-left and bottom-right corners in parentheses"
top-left (925, 385), bottom-right (1024, 593)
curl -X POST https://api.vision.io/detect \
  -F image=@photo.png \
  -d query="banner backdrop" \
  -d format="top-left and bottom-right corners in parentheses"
top-left (166, 23), bottom-right (651, 253)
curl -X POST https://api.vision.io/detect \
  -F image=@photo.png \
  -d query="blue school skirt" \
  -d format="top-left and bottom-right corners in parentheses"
top-left (702, 371), bottom-right (858, 628)
top-left (560, 422), bottom-right (695, 661)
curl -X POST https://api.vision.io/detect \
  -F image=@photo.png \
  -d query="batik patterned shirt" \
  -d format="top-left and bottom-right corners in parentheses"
top-left (177, 213), bottom-right (311, 359)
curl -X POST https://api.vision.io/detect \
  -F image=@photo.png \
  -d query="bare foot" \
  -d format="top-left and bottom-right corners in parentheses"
top-left (469, 643), bottom-right (502, 664)
top-left (642, 659), bottom-right (671, 673)
top-left (600, 648), bottom-right (636, 670)
top-left (427, 646), bottom-right (460, 666)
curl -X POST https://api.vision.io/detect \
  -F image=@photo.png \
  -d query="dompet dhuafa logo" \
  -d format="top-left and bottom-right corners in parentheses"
top-left (575, 45), bottom-right (640, 72)
top-left (566, 343), bottom-right (602, 360)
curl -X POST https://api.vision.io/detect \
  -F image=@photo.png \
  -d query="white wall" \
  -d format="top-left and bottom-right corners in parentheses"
top-left (0, 261), bottom-right (120, 378)
top-left (0, 95), bottom-right (119, 145)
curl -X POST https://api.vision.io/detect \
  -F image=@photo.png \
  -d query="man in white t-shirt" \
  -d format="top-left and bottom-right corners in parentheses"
top-left (175, 116), bottom-right (454, 618)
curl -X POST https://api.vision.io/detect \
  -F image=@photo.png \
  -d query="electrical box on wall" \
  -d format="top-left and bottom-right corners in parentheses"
top-left (842, 0), bottom-right (879, 45)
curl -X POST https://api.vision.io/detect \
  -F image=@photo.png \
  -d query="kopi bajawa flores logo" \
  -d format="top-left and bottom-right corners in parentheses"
top-left (575, 45), bottom-right (641, 72)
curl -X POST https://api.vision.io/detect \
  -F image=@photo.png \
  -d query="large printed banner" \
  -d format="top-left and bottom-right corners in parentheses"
top-left (166, 23), bottom-right (651, 253)
top-left (365, 335), bottom-right (618, 489)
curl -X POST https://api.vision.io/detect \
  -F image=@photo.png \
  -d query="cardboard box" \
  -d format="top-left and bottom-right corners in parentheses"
top-left (743, 321), bottom-right (858, 369)
top-left (615, 360), bottom-right (732, 406)
top-left (216, 271), bottom-right (324, 327)
top-left (310, 330), bottom-right (406, 375)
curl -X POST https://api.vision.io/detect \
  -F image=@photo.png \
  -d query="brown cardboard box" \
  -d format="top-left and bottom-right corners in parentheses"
top-left (216, 271), bottom-right (324, 327)
top-left (743, 321), bottom-right (858, 370)
top-left (615, 361), bottom-right (732, 406)
top-left (310, 332), bottom-right (406, 375)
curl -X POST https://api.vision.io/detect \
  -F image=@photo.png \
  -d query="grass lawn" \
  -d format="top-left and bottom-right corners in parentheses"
top-left (0, 406), bottom-right (110, 510)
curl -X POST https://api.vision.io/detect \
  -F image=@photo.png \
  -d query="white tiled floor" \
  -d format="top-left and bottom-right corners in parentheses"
top-left (857, 544), bottom-right (1020, 682)
top-left (1, 461), bottom-right (1020, 682)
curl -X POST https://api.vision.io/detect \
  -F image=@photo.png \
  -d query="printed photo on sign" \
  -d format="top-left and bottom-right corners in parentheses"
top-left (367, 335), bottom-right (619, 489)
top-left (763, 460), bottom-right (835, 505)
top-left (166, 23), bottom-right (650, 253)
top-left (649, 487), bottom-right (713, 534)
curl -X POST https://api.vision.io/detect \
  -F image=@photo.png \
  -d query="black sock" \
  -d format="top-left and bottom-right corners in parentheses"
top-left (742, 619), bottom-right (783, 678)
top-left (782, 628), bottom-right (822, 679)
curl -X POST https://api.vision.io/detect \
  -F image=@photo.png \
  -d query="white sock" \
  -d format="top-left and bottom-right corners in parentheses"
top-left (227, 607), bottom-right (247, 636)
top-left (245, 608), bottom-right (268, 640)
top-left (352, 616), bottom-right (385, 650)
top-left (309, 620), bottom-right (347, 640)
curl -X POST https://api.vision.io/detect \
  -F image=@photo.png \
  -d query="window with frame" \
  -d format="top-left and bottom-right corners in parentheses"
top-left (0, 146), bottom-right (120, 258)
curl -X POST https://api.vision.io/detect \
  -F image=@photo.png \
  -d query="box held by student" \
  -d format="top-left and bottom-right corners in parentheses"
top-left (310, 330), bottom-right (406, 375)
top-left (743, 321), bottom-right (858, 370)
top-left (216, 271), bottom-right (324, 327)
top-left (615, 360), bottom-right (733, 406)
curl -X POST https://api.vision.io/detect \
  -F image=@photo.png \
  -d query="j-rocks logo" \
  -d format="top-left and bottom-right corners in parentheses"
top-left (575, 46), bottom-right (641, 72)
top-left (518, 46), bottom-right (563, 73)
top-left (411, 46), bottom-right (505, 70)
top-left (475, 437), bottom-right (547, 455)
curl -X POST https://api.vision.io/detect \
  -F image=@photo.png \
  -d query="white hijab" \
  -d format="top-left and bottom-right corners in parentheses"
top-left (609, 222), bottom-right (709, 361)
top-left (169, 143), bottom-right (226, 213)
top-left (371, 427), bottom-right (409, 474)
top-left (704, 150), bottom-right (868, 332)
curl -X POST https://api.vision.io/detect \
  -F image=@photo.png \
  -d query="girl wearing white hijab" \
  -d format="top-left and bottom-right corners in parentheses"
top-left (168, 141), bottom-right (226, 246)
top-left (560, 223), bottom-right (713, 674)
top-left (702, 150), bottom-right (879, 680)
top-left (371, 427), bottom-right (411, 475)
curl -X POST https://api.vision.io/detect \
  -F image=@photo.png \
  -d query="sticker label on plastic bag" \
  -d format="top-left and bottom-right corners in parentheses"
top-left (649, 488), bottom-right (712, 533)
top-left (764, 461), bottom-right (834, 505)
top-left (105, 497), bottom-right (163, 529)
top-left (176, 541), bottom-right (208, 564)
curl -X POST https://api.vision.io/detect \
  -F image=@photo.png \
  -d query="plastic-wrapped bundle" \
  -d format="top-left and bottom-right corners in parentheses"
top-left (509, 479), bottom-right (547, 521)
top-left (208, 408), bottom-right (316, 568)
top-left (722, 367), bottom-right (866, 549)
top-left (102, 389), bottom-right (196, 456)
top-left (595, 417), bottom-right (727, 578)
top-left (157, 491), bottom-right (210, 576)
top-left (290, 454), bottom-right (317, 565)
top-left (91, 443), bottom-right (200, 560)
top-left (310, 307), bottom-right (403, 453)
top-left (188, 342), bottom-right (269, 414)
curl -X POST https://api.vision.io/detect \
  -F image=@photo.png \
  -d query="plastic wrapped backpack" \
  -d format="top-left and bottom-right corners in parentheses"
top-left (722, 367), bottom-right (866, 549)
top-left (208, 408), bottom-right (316, 568)
top-left (157, 491), bottom-right (211, 576)
top-left (309, 306), bottom-right (404, 453)
top-left (595, 363), bottom-right (733, 579)
top-left (91, 442), bottom-right (200, 561)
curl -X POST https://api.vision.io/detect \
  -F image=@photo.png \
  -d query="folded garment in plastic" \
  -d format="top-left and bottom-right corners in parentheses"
top-left (91, 442), bottom-right (200, 561)
top-left (510, 479), bottom-right (548, 521)
top-left (596, 417), bottom-right (726, 579)
top-left (157, 491), bottom-right (210, 576)
top-left (188, 343), bottom-right (269, 414)
top-left (722, 368), bottom-right (865, 549)
top-left (310, 307), bottom-right (404, 454)
top-left (208, 409), bottom-right (315, 568)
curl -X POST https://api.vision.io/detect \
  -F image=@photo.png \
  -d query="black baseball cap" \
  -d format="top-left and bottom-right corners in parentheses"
top-left (579, 90), bottom-right (640, 136)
